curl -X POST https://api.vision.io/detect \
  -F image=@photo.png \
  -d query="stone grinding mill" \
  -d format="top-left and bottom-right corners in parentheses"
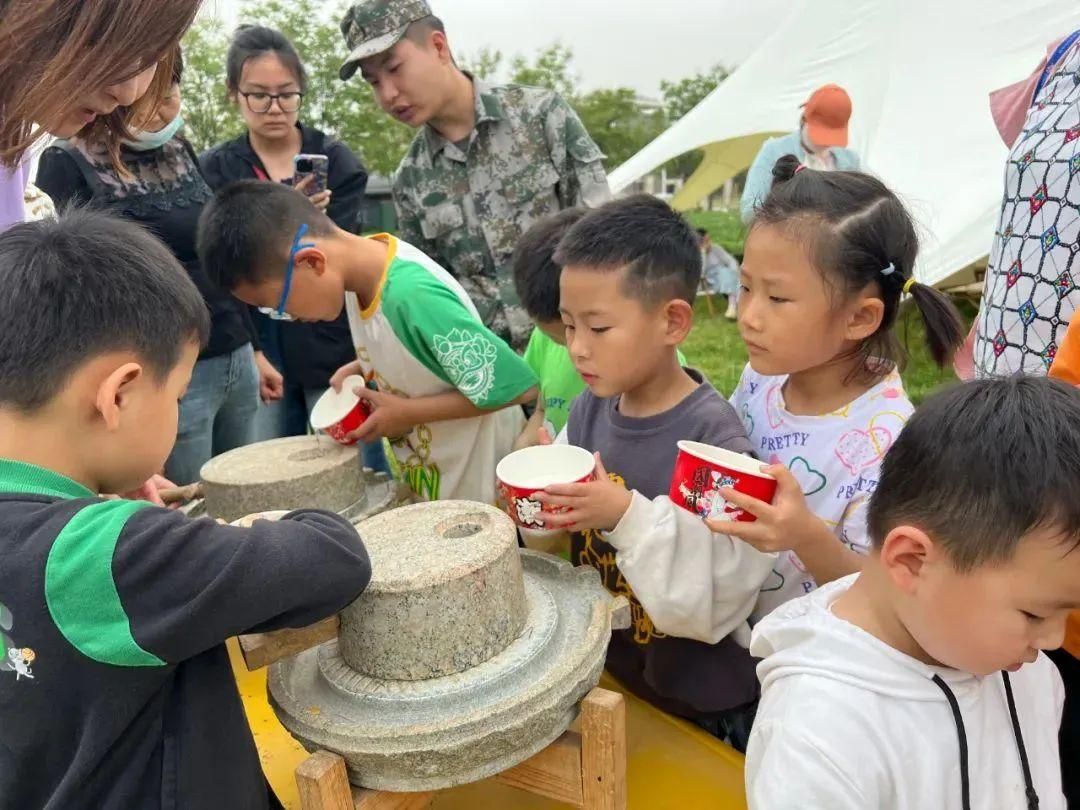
top-left (262, 500), bottom-right (628, 792)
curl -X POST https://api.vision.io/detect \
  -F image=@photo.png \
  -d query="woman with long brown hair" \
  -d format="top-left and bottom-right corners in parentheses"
top-left (37, 50), bottom-right (265, 489)
top-left (0, 0), bottom-right (201, 230)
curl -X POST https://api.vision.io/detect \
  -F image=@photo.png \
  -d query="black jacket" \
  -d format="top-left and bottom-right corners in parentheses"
top-left (36, 137), bottom-right (256, 362)
top-left (200, 124), bottom-right (368, 389)
top-left (0, 459), bottom-right (371, 810)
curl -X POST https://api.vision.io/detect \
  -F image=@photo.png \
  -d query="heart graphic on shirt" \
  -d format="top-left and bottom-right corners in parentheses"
top-left (788, 456), bottom-right (827, 496)
top-left (835, 422), bottom-right (895, 475)
top-left (740, 403), bottom-right (755, 437)
top-left (766, 385), bottom-right (785, 429)
top-left (760, 569), bottom-right (786, 593)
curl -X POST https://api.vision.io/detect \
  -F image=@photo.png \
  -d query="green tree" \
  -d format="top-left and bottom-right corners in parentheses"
top-left (660, 64), bottom-right (730, 122)
top-left (509, 43), bottom-right (577, 99)
top-left (659, 64), bottom-right (731, 179)
top-left (461, 47), bottom-right (503, 81)
top-left (180, 17), bottom-right (240, 152)
top-left (575, 88), bottom-right (666, 168)
top-left (180, 0), bottom-right (414, 175)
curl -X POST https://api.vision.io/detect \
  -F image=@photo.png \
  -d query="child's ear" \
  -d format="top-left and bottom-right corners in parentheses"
top-left (664, 299), bottom-right (695, 344)
top-left (846, 293), bottom-right (886, 342)
top-left (880, 525), bottom-right (936, 595)
top-left (293, 246), bottom-right (328, 276)
top-left (95, 362), bottom-right (143, 431)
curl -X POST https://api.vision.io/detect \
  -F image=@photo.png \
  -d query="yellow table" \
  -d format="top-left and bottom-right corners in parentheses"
top-left (229, 641), bottom-right (748, 810)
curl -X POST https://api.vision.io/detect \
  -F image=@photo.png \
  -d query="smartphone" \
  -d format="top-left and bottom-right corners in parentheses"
top-left (293, 153), bottom-right (329, 196)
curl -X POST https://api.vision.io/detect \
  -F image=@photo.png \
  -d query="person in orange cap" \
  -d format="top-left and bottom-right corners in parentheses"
top-left (740, 84), bottom-right (861, 224)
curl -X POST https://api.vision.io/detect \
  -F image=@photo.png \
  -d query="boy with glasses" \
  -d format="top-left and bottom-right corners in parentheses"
top-left (198, 180), bottom-right (538, 504)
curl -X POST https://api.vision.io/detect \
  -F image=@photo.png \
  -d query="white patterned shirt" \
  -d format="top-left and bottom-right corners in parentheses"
top-left (731, 365), bottom-right (914, 621)
top-left (344, 235), bottom-right (535, 503)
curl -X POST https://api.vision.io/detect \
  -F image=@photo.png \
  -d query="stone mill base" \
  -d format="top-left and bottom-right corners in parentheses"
top-left (267, 552), bottom-right (616, 792)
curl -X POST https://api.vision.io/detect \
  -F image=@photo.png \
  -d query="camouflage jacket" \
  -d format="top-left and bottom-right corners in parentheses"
top-left (393, 79), bottom-right (611, 350)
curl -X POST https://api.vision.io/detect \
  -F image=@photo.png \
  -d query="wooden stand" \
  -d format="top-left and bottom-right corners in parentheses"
top-left (238, 624), bottom-right (628, 810)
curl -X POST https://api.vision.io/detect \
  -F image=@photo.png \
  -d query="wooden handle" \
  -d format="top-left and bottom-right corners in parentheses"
top-left (237, 615), bottom-right (340, 671)
top-left (158, 482), bottom-right (203, 505)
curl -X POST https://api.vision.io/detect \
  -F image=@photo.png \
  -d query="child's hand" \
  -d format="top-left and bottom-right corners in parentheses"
top-left (254, 351), bottom-right (284, 403)
top-left (537, 427), bottom-right (554, 446)
top-left (329, 359), bottom-right (365, 393)
top-left (536, 454), bottom-right (632, 533)
top-left (345, 387), bottom-right (416, 442)
top-left (121, 474), bottom-right (176, 507)
top-left (706, 464), bottom-right (828, 553)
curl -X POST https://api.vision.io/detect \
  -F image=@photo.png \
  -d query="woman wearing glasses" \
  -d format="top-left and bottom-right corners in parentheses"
top-left (36, 50), bottom-right (263, 488)
top-left (200, 25), bottom-right (375, 459)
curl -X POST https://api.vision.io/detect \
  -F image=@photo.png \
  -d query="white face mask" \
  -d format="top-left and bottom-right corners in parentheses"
top-left (124, 114), bottom-right (184, 151)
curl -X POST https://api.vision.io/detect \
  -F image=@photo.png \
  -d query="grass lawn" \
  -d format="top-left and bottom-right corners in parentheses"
top-left (684, 298), bottom-right (974, 405)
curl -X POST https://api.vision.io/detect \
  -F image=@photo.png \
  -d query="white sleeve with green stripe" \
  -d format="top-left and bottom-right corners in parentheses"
top-left (380, 260), bottom-right (537, 408)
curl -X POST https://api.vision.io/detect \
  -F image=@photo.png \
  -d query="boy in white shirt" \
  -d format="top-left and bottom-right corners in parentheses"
top-left (746, 376), bottom-right (1080, 809)
top-left (197, 181), bottom-right (537, 504)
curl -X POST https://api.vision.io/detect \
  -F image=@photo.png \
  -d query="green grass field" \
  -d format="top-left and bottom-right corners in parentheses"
top-left (684, 298), bottom-right (973, 405)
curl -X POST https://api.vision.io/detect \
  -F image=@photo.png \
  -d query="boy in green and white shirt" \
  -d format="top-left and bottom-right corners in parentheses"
top-left (198, 181), bottom-right (537, 504)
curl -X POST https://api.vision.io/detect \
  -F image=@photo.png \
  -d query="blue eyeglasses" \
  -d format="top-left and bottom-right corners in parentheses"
top-left (259, 223), bottom-right (316, 322)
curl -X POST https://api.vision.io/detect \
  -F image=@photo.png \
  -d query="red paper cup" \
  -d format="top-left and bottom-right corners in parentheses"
top-left (496, 444), bottom-right (596, 529)
top-left (669, 441), bottom-right (776, 523)
top-left (310, 375), bottom-right (370, 446)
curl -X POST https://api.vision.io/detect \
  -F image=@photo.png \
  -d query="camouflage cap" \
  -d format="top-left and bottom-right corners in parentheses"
top-left (339, 0), bottom-right (434, 80)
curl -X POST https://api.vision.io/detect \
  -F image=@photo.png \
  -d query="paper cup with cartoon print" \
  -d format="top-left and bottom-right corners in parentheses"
top-left (310, 375), bottom-right (369, 446)
top-left (496, 445), bottom-right (596, 529)
top-left (669, 441), bottom-right (777, 523)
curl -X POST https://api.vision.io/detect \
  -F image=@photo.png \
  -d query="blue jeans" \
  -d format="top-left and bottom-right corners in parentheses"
top-left (165, 344), bottom-right (260, 485)
top-left (252, 383), bottom-right (323, 442)
top-left (253, 384), bottom-right (391, 474)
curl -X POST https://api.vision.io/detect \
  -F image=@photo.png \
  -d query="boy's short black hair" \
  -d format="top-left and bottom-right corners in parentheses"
top-left (553, 194), bottom-right (702, 306)
top-left (197, 180), bottom-right (335, 291)
top-left (512, 208), bottom-right (586, 322)
top-left (868, 376), bottom-right (1080, 570)
top-left (0, 210), bottom-right (209, 412)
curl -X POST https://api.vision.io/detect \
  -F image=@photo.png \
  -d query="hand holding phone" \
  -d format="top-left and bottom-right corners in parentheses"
top-left (293, 153), bottom-right (329, 196)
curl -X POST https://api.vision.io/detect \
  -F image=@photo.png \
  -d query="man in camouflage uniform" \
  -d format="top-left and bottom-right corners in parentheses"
top-left (339, 0), bottom-right (612, 349)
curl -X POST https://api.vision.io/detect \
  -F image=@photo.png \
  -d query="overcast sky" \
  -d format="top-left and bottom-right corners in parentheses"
top-left (199, 0), bottom-right (783, 96)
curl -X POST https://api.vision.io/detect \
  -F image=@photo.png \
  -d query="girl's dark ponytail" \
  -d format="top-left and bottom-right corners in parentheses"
top-left (755, 156), bottom-right (966, 374)
top-left (771, 154), bottom-right (802, 185)
top-left (905, 279), bottom-right (965, 368)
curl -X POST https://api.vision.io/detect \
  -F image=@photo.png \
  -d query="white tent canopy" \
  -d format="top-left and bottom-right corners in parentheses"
top-left (609, 0), bottom-right (1077, 289)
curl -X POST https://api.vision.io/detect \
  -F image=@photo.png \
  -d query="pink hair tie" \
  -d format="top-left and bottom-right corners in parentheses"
top-left (794, 164), bottom-right (808, 174)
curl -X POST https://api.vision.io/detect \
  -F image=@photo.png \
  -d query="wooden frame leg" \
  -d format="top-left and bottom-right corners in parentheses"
top-left (294, 687), bottom-right (626, 810)
top-left (296, 751), bottom-right (434, 810)
top-left (581, 689), bottom-right (627, 810)
top-left (296, 751), bottom-right (354, 810)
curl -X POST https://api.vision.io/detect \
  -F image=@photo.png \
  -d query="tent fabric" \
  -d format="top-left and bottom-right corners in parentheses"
top-left (608, 0), bottom-right (1078, 289)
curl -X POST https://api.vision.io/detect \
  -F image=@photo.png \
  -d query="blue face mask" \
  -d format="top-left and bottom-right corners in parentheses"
top-left (124, 113), bottom-right (184, 151)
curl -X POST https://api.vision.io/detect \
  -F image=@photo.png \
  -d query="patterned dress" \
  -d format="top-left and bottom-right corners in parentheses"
top-left (974, 40), bottom-right (1080, 377)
